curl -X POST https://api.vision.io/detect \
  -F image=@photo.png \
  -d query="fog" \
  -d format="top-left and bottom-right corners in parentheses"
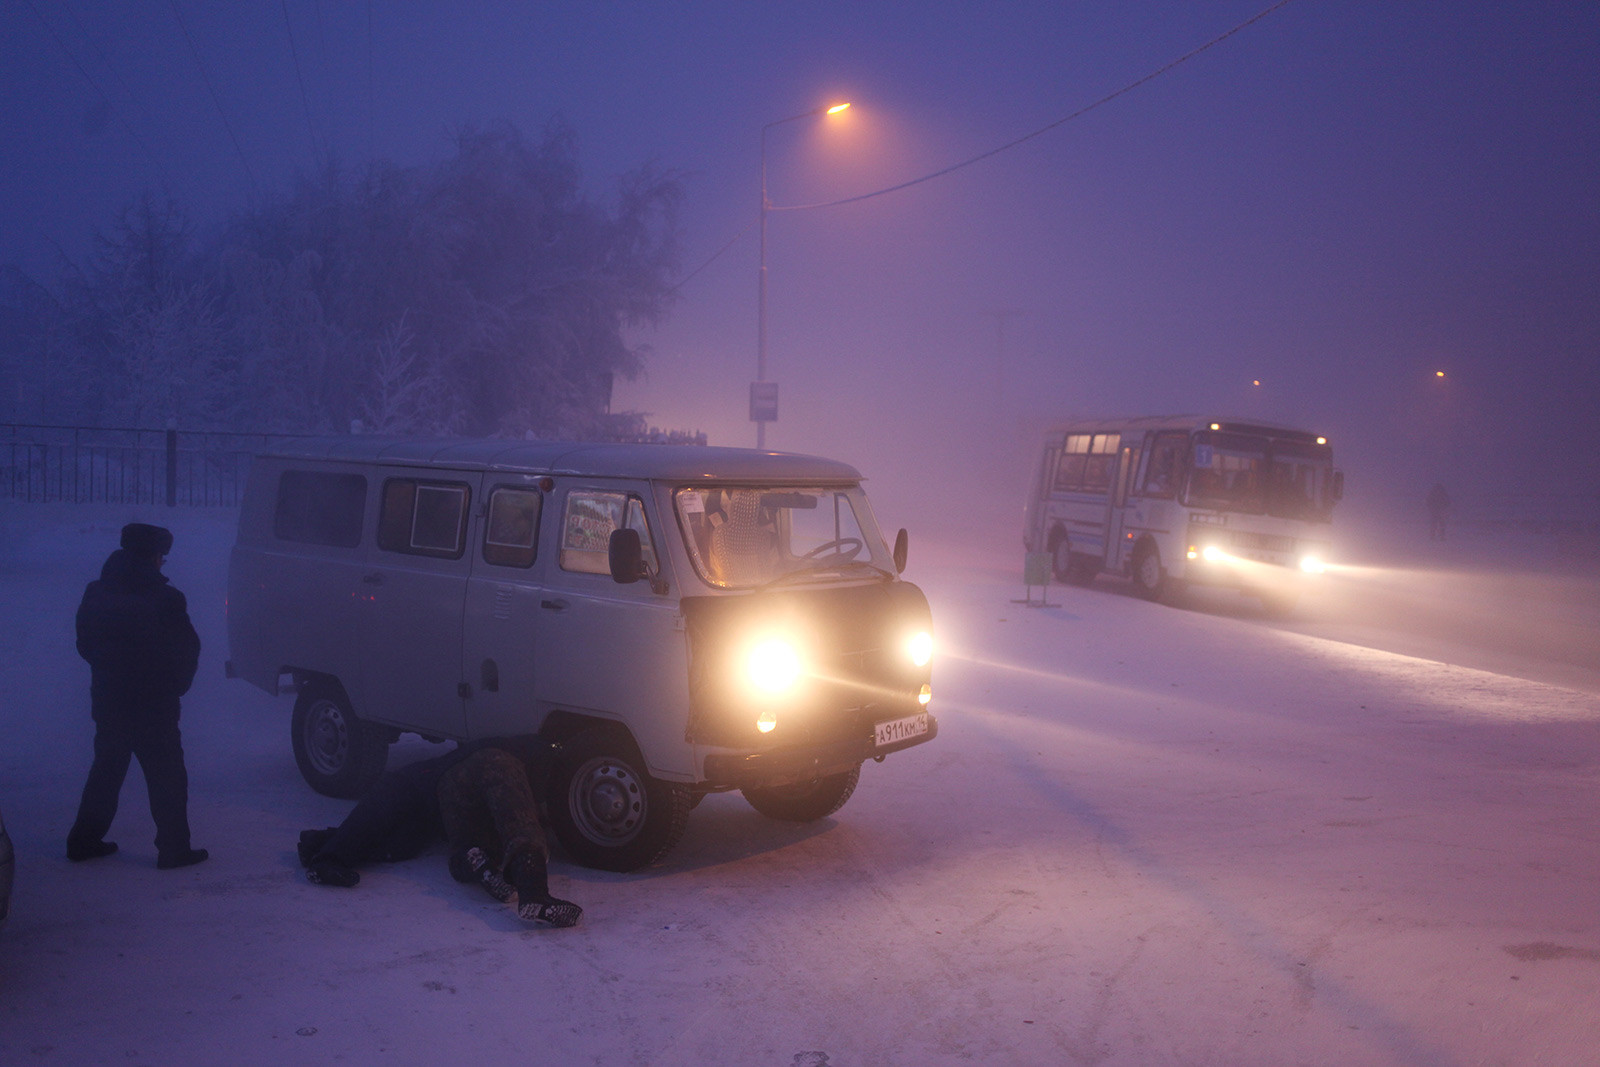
top-left (5, 2), bottom-right (1597, 542)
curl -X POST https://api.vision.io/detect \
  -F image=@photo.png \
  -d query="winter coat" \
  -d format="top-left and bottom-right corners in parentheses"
top-left (76, 548), bottom-right (201, 720)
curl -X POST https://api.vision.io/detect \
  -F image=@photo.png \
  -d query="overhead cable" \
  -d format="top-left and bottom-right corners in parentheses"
top-left (771, 0), bottom-right (1297, 213)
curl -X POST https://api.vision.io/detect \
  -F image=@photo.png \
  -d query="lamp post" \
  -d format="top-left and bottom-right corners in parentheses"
top-left (755, 101), bottom-right (849, 448)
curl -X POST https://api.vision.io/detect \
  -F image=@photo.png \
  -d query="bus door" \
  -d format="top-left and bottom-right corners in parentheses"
top-left (1105, 443), bottom-right (1141, 571)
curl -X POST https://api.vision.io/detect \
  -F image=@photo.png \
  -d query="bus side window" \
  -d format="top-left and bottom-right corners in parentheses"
top-left (1139, 434), bottom-right (1185, 497)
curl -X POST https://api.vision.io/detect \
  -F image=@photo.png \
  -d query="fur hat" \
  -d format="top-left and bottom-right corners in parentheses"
top-left (120, 522), bottom-right (174, 560)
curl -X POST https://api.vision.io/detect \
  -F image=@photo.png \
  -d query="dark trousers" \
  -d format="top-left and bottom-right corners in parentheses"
top-left (70, 714), bottom-right (191, 857)
top-left (314, 759), bottom-right (447, 867)
top-left (437, 748), bottom-right (548, 875)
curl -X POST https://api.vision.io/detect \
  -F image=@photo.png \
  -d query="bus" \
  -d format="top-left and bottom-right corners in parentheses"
top-left (1022, 416), bottom-right (1343, 607)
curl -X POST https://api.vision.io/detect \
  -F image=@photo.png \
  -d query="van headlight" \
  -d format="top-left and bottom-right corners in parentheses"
top-left (907, 630), bottom-right (933, 668)
top-left (746, 639), bottom-right (802, 694)
top-left (1299, 555), bottom-right (1326, 575)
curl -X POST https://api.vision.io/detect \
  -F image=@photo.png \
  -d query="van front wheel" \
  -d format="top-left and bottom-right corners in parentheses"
top-left (742, 765), bottom-right (861, 822)
top-left (291, 681), bottom-right (390, 799)
top-left (549, 730), bottom-right (691, 873)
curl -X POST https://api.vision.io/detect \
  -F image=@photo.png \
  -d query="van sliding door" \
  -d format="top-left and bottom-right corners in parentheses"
top-left (356, 475), bottom-right (472, 739)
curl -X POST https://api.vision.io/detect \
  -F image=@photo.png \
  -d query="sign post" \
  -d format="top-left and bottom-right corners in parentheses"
top-left (749, 382), bottom-right (779, 445)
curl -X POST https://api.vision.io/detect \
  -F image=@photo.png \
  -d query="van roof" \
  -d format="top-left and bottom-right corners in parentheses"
top-left (254, 437), bottom-right (865, 483)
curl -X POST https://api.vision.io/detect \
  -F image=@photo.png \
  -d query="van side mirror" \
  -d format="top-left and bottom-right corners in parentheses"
top-left (608, 528), bottom-right (646, 584)
top-left (893, 528), bottom-right (909, 574)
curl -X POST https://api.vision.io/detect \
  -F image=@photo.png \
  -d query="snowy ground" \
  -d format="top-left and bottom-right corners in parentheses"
top-left (1, 503), bottom-right (1596, 1066)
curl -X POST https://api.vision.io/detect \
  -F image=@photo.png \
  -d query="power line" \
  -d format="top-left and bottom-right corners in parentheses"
top-left (771, 0), bottom-right (1297, 213)
top-left (167, 0), bottom-right (258, 192)
top-left (280, 0), bottom-right (324, 166)
top-left (20, 0), bottom-right (171, 185)
top-left (659, 0), bottom-right (1295, 294)
top-left (665, 218), bottom-right (756, 297)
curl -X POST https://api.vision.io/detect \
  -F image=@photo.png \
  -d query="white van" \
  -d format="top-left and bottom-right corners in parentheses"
top-left (226, 438), bottom-right (936, 871)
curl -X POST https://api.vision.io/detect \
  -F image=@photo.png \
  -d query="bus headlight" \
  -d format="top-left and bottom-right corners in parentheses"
top-left (746, 639), bottom-right (802, 694)
top-left (1299, 555), bottom-right (1326, 575)
top-left (907, 630), bottom-right (933, 668)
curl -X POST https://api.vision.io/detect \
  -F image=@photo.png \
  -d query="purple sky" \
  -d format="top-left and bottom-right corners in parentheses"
top-left (4, 1), bottom-right (1596, 522)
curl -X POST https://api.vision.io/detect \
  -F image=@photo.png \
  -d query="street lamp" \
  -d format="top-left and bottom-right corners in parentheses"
top-left (754, 101), bottom-right (850, 448)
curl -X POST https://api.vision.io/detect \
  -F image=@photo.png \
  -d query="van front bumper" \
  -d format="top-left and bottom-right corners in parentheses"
top-left (702, 714), bottom-right (938, 790)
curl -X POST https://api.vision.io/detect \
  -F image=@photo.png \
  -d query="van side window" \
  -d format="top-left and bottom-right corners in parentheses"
top-left (378, 478), bottom-right (470, 558)
top-left (274, 470), bottom-right (366, 547)
top-left (483, 487), bottom-right (541, 568)
top-left (560, 490), bottom-right (656, 575)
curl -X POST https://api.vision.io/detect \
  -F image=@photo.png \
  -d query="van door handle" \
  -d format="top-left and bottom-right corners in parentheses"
top-left (540, 598), bottom-right (568, 611)
top-left (362, 573), bottom-right (384, 585)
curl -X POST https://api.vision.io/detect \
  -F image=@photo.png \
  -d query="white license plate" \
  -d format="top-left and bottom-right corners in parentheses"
top-left (875, 713), bottom-right (929, 747)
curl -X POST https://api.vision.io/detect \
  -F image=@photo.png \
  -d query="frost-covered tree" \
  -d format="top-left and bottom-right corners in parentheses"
top-left (212, 120), bottom-right (681, 438)
top-left (2, 120), bottom-right (680, 439)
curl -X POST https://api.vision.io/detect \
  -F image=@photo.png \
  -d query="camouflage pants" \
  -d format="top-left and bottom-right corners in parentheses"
top-left (436, 747), bottom-right (548, 876)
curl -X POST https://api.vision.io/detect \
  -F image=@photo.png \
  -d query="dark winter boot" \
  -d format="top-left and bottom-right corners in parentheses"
top-left (297, 828), bottom-right (337, 867)
top-left (306, 858), bottom-right (360, 888)
top-left (67, 838), bottom-right (118, 862)
top-left (156, 848), bottom-right (209, 870)
top-left (464, 847), bottom-right (514, 903)
top-left (508, 851), bottom-right (582, 927)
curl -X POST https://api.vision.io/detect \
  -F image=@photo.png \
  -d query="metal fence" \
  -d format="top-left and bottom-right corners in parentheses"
top-left (1, 424), bottom-right (309, 508)
top-left (1, 423), bottom-right (710, 508)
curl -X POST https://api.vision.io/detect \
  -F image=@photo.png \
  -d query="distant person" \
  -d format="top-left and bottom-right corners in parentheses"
top-left (299, 736), bottom-right (580, 927)
top-left (1426, 483), bottom-right (1452, 541)
top-left (67, 523), bottom-right (208, 869)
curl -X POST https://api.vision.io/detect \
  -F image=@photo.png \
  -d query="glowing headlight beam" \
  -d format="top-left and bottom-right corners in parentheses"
top-left (907, 630), bottom-right (933, 667)
top-left (746, 639), bottom-right (802, 693)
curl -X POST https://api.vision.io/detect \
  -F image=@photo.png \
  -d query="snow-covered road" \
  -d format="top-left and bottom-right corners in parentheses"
top-left (2, 506), bottom-right (1596, 1065)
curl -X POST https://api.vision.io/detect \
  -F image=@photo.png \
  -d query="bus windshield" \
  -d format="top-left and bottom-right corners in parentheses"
top-left (1184, 432), bottom-right (1335, 520)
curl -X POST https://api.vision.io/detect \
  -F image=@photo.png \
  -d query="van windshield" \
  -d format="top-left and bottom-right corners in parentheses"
top-left (675, 486), bottom-right (890, 589)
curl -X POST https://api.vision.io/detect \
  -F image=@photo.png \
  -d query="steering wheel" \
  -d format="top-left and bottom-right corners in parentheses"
top-left (800, 537), bottom-right (863, 562)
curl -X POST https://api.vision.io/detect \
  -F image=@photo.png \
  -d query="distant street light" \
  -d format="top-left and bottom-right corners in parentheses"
top-left (754, 101), bottom-right (850, 448)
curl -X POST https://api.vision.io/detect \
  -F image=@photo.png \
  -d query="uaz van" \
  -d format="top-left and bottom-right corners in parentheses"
top-left (226, 438), bottom-right (936, 870)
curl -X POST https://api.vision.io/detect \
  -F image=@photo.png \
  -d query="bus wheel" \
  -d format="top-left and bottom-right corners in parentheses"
top-left (1132, 544), bottom-right (1167, 601)
top-left (291, 680), bottom-right (390, 799)
top-left (742, 765), bottom-right (861, 822)
top-left (548, 729), bottom-right (691, 873)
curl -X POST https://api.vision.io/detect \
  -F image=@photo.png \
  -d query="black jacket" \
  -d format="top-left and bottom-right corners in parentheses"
top-left (76, 548), bottom-right (201, 717)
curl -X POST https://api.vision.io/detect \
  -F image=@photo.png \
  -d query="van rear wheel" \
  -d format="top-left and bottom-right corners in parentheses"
top-left (548, 730), bottom-right (691, 873)
top-left (291, 681), bottom-right (390, 799)
top-left (741, 765), bottom-right (861, 822)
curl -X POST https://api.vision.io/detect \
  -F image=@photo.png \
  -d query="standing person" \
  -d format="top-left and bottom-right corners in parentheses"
top-left (1426, 483), bottom-right (1452, 541)
top-left (67, 523), bottom-right (207, 869)
top-left (438, 741), bottom-right (581, 928)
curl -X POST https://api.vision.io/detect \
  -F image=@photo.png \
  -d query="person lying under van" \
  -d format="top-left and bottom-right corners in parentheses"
top-left (296, 736), bottom-right (580, 927)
